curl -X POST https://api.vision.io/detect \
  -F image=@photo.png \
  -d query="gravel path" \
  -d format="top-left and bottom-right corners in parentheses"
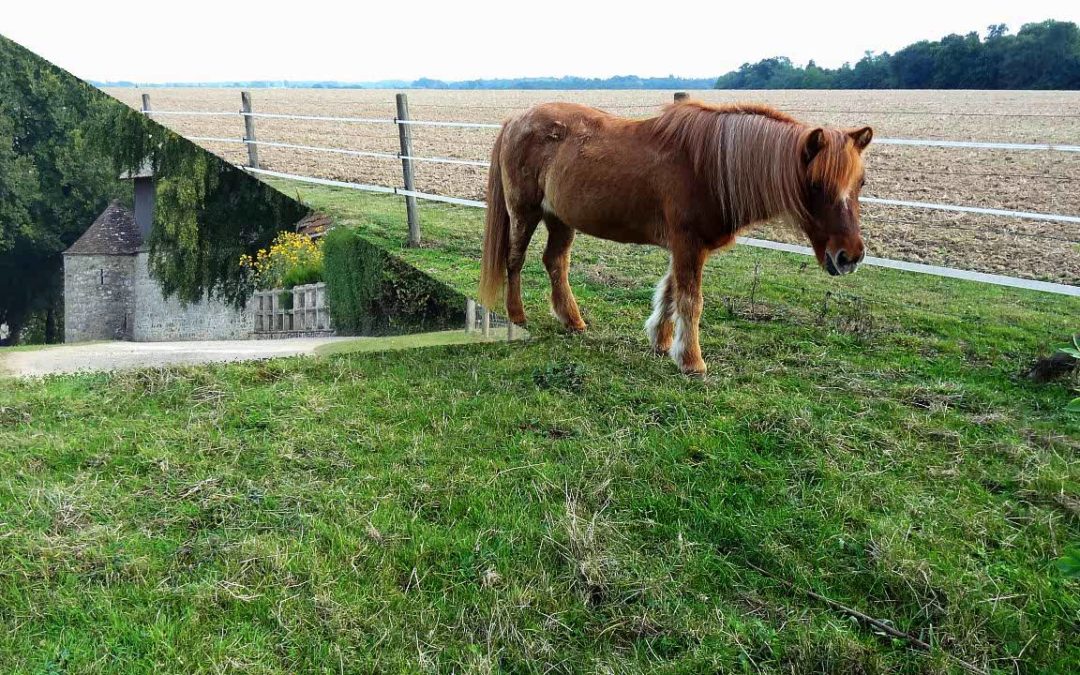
top-left (0, 338), bottom-right (351, 378)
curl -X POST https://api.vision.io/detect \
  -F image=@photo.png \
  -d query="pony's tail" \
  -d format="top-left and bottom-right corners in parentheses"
top-left (478, 127), bottom-right (508, 309)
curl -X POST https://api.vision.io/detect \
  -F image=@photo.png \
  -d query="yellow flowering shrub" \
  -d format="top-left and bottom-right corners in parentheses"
top-left (239, 231), bottom-right (324, 290)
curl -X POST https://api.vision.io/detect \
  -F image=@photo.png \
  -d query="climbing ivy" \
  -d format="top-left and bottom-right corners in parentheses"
top-left (0, 35), bottom-right (121, 343)
top-left (88, 103), bottom-right (309, 307)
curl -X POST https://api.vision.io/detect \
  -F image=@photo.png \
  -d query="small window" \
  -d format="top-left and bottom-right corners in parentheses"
top-left (100, 269), bottom-right (105, 285)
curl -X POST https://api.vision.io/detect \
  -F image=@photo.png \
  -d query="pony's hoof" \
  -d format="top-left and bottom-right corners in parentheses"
top-left (679, 360), bottom-right (707, 377)
top-left (565, 321), bottom-right (587, 334)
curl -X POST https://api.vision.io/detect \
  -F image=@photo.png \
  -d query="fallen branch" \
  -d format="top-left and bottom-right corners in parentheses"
top-left (747, 563), bottom-right (987, 675)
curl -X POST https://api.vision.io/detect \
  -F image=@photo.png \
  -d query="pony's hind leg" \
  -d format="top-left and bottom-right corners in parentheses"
top-left (505, 208), bottom-right (541, 325)
top-left (669, 246), bottom-right (708, 376)
top-left (542, 219), bottom-right (586, 332)
top-left (645, 257), bottom-right (674, 354)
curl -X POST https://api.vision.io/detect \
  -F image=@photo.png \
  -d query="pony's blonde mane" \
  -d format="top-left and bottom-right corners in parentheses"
top-left (651, 101), bottom-right (863, 227)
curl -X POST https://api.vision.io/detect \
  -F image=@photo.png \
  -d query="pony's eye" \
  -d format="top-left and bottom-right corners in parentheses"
top-left (860, 177), bottom-right (867, 188)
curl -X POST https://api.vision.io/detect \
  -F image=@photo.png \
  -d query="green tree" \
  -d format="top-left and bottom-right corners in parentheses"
top-left (714, 20), bottom-right (1080, 90)
top-left (891, 41), bottom-right (938, 88)
top-left (933, 33), bottom-right (995, 88)
top-left (0, 35), bottom-right (121, 344)
top-left (801, 60), bottom-right (834, 88)
top-left (0, 115), bottom-right (36, 253)
top-left (848, 51), bottom-right (894, 88)
top-left (1001, 20), bottom-right (1080, 89)
top-left (715, 57), bottom-right (801, 89)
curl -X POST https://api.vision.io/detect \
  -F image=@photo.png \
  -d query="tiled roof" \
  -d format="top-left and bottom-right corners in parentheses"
top-left (295, 211), bottom-right (332, 239)
top-left (64, 201), bottom-right (143, 256)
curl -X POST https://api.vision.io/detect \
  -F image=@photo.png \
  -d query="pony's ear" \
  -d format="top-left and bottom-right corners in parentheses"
top-left (802, 128), bottom-right (826, 165)
top-left (849, 126), bottom-right (873, 151)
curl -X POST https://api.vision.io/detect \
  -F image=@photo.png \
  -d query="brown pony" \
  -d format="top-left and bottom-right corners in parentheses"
top-left (478, 100), bottom-right (872, 375)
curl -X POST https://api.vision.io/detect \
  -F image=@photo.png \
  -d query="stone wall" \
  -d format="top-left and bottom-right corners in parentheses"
top-left (64, 255), bottom-right (135, 342)
top-left (131, 251), bottom-right (253, 342)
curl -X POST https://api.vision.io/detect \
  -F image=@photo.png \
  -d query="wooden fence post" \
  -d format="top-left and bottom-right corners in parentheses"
top-left (481, 307), bottom-right (490, 337)
top-left (395, 93), bottom-right (421, 247)
top-left (674, 92), bottom-right (688, 102)
top-left (241, 91), bottom-right (260, 169)
top-left (465, 298), bottom-right (476, 333)
top-left (140, 93), bottom-right (152, 114)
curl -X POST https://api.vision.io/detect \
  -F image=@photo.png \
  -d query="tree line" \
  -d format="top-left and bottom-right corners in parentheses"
top-left (714, 20), bottom-right (1080, 89)
top-left (93, 75), bottom-right (718, 90)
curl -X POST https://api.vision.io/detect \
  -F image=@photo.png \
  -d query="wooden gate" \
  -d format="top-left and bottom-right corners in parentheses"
top-left (252, 282), bottom-right (333, 337)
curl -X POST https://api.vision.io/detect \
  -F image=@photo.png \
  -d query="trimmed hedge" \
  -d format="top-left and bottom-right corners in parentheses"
top-left (323, 226), bottom-right (465, 336)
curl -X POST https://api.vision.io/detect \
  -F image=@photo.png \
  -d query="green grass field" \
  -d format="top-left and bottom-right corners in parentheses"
top-left (1, 181), bottom-right (1077, 673)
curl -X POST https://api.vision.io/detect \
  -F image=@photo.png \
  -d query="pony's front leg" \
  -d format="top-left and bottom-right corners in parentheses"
top-left (669, 247), bottom-right (708, 376)
top-left (645, 258), bottom-right (674, 354)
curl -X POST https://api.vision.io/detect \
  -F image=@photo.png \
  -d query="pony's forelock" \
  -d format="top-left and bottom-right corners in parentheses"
top-left (807, 128), bottom-right (865, 200)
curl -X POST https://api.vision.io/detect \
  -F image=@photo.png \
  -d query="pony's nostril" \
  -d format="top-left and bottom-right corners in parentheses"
top-left (836, 250), bottom-right (851, 267)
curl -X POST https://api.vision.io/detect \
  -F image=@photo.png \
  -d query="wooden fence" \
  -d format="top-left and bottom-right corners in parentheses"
top-left (252, 283), bottom-right (333, 337)
top-left (464, 298), bottom-right (517, 340)
top-left (251, 289), bottom-right (517, 340)
top-left (140, 91), bottom-right (1080, 298)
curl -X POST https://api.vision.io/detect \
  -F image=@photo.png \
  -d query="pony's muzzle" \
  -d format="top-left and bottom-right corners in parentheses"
top-left (825, 249), bottom-right (862, 276)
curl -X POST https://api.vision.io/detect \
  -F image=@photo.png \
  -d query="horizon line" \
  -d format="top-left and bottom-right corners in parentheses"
top-left (90, 74), bottom-right (720, 88)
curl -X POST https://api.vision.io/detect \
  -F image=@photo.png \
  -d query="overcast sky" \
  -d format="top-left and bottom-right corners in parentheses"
top-left (3, 1), bottom-right (1078, 82)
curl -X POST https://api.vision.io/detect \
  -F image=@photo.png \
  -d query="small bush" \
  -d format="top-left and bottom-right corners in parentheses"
top-left (323, 227), bottom-right (384, 334)
top-left (323, 226), bottom-right (464, 336)
top-left (282, 261), bottom-right (323, 288)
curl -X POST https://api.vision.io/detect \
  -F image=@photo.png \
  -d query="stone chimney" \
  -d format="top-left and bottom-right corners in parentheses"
top-left (120, 160), bottom-right (154, 240)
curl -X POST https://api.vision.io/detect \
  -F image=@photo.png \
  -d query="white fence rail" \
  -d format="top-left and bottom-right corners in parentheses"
top-left (140, 92), bottom-right (1080, 297)
top-left (239, 167), bottom-right (1080, 298)
top-left (873, 138), bottom-right (1080, 152)
top-left (860, 198), bottom-right (1080, 225)
top-left (147, 108), bottom-right (1080, 152)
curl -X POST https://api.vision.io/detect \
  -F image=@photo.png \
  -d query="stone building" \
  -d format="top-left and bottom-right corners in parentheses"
top-left (63, 166), bottom-right (252, 343)
top-left (63, 202), bottom-right (140, 341)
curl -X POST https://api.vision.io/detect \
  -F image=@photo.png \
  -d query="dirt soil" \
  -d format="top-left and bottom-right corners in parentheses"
top-left (106, 89), bottom-right (1080, 285)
